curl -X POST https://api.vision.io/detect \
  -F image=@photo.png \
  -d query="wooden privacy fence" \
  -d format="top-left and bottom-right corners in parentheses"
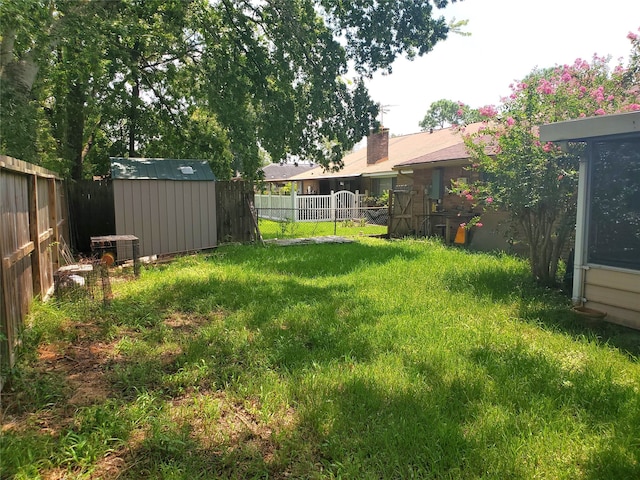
top-left (216, 181), bottom-right (259, 244)
top-left (0, 156), bottom-right (69, 381)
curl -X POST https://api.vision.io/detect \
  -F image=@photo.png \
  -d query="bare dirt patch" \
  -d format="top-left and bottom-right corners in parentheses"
top-left (164, 312), bottom-right (210, 332)
top-left (1, 334), bottom-right (120, 432)
top-left (169, 391), bottom-right (297, 465)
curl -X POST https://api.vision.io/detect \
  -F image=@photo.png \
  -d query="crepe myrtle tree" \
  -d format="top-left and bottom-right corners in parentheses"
top-left (458, 30), bottom-right (640, 285)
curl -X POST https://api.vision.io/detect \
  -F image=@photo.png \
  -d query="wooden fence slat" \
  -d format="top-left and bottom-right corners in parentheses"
top-left (1, 156), bottom-right (66, 388)
top-left (216, 181), bottom-right (255, 244)
top-left (29, 176), bottom-right (43, 296)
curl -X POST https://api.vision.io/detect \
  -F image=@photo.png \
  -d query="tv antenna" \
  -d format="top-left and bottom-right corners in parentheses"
top-left (378, 103), bottom-right (397, 127)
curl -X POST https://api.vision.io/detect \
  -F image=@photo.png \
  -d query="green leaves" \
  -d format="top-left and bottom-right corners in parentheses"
top-left (320, 0), bottom-right (454, 75)
top-left (418, 98), bottom-right (480, 130)
top-left (1, 0), bottom-right (457, 178)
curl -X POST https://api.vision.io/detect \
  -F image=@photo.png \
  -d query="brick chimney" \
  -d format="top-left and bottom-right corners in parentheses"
top-left (367, 128), bottom-right (389, 164)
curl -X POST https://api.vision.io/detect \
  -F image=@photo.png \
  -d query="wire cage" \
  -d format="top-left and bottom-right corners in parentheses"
top-left (53, 235), bottom-right (139, 305)
top-left (90, 235), bottom-right (140, 277)
top-left (54, 260), bottom-right (112, 305)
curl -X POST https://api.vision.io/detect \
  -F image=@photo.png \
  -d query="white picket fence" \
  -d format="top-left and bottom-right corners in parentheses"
top-left (255, 190), bottom-right (365, 222)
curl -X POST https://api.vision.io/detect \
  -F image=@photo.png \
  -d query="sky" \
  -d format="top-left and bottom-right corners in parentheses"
top-left (364, 0), bottom-right (640, 136)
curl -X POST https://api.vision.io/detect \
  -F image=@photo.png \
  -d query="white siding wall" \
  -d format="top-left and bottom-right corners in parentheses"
top-left (584, 268), bottom-right (640, 329)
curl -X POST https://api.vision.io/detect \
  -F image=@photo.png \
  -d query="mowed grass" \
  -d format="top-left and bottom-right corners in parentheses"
top-left (2, 238), bottom-right (639, 479)
top-left (259, 218), bottom-right (387, 239)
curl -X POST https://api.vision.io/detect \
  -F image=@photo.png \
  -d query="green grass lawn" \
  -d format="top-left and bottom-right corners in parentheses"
top-left (2, 238), bottom-right (639, 479)
top-left (258, 218), bottom-right (387, 239)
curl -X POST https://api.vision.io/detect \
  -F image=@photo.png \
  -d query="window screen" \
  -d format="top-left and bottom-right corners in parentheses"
top-left (587, 137), bottom-right (640, 270)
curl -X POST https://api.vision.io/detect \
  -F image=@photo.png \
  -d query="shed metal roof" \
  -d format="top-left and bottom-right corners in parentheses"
top-left (110, 157), bottom-right (216, 181)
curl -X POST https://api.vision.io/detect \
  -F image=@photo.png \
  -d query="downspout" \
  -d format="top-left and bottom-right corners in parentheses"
top-left (572, 149), bottom-right (589, 306)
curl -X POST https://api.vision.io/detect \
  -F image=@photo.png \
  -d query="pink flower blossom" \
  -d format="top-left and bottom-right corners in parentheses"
top-left (456, 108), bottom-right (464, 116)
top-left (607, 95), bottom-right (615, 101)
top-left (478, 105), bottom-right (498, 118)
top-left (558, 174), bottom-right (564, 181)
top-left (465, 194), bottom-right (474, 201)
top-left (561, 72), bottom-right (572, 82)
top-left (628, 32), bottom-right (639, 41)
top-left (486, 197), bottom-right (493, 204)
top-left (594, 108), bottom-right (606, 115)
top-left (537, 79), bottom-right (555, 95)
top-left (475, 222), bottom-right (483, 228)
top-left (506, 116), bottom-right (515, 126)
top-left (626, 103), bottom-right (640, 111)
top-left (542, 143), bottom-right (553, 152)
top-left (460, 223), bottom-right (467, 228)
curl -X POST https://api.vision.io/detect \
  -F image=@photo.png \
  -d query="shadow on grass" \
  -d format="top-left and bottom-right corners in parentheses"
top-left (6, 240), bottom-right (638, 479)
top-left (469, 343), bottom-right (640, 479)
top-left (107, 272), bottom-right (383, 397)
top-left (443, 260), bottom-right (640, 359)
top-left (518, 300), bottom-right (640, 358)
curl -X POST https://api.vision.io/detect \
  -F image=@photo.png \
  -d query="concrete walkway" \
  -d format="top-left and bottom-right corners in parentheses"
top-left (264, 236), bottom-right (355, 246)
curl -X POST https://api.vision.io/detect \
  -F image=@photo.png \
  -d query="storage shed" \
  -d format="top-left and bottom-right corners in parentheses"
top-left (110, 158), bottom-right (217, 258)
top-left (540, 111), bottom-right (640, 329)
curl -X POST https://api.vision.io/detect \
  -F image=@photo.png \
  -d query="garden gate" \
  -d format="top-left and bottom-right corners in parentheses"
top-left (389, 187), bottom-right (414, 237)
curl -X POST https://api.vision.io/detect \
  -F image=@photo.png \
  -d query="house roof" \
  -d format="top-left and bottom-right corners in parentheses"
top-left (395, 130), bottom-right (498, 168)
top-left (394, 143), bottom-right (470, 167)
top-left (110, 158), bottom-right (216, 181)
top-left (288, 123), bottom-right (485, 181)
top-left (262, 162), bottom-right (316, 182)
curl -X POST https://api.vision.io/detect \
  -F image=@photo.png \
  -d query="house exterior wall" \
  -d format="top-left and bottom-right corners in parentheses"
top-left (583, 268), bottom-right (640, 329)
top-left (398, 163), bottom-right (518, 251)
top-left (299, 179), bottom-right (320, 195)
top-left (408, 164), bottom-right (480, 235)
top-left (113, 179), bottom-right (217, 257)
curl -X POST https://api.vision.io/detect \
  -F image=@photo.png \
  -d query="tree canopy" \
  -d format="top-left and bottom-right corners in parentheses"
top-left (0, 0), bottom-right (460, 179)
top-left (418, 98), bottom-right (480, 130)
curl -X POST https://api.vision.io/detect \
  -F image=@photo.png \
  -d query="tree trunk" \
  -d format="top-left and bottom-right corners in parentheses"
top-left (0, 29), bottom-right (16, 73)
top-left (68, 81), bottom-right (86, 180)
top-left (128, 40), bottom-right (141, 157)
top-left (128, 75), bottom-right (139, 156)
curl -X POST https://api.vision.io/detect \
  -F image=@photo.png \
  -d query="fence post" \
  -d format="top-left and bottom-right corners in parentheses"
top-left (48, 178), bottom-right (59, 271)
top-left (330, 190), bottom-right (336, 221)
top-left (291, 183), bottom-right (297, 222)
